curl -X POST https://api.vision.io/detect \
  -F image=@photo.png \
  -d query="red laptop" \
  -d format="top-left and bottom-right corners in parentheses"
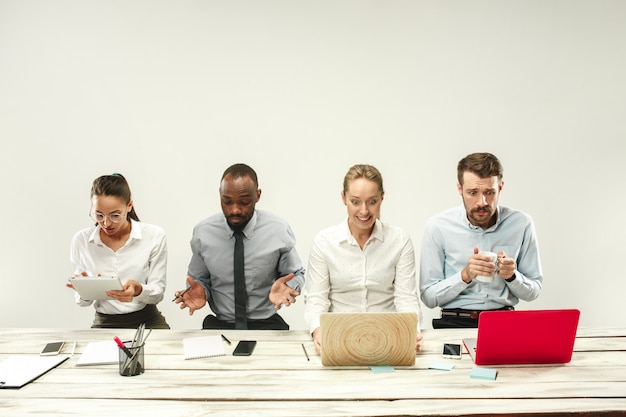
top-left (462, 309), bottom-right (580, 365)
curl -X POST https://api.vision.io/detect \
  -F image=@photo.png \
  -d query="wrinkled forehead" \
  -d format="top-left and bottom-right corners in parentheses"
top-left (460, 171), bottom-right (500, 189)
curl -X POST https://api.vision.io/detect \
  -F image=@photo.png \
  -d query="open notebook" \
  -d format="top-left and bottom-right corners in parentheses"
top-left (0, 355), bottom-right (69, 389)
top-left (320, 312), bottom-right (417, 366)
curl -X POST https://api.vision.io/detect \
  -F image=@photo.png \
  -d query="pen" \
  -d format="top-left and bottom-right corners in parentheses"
top-left (124, 324), bottom-right (147, 375)
top-left (70, 341), bottom-right (77, 357)
top-left (141, 328), bottom-right (152, 345)
top-left (129, 324), bottom-right (146, 374)
top-left (301, 343), bottom-right (310, 361)
top-left (114, 336), bottom-right (132, 359)
top-left (221, 334), bottom-right (231, 345)
top-left (172, 287), bottom-right (191, 302)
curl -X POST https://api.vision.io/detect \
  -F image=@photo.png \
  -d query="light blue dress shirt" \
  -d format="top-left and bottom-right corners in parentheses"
top-left (419, 204), bottom-right (543, 310)
top-left (188, 209), bottom-right (305, 322)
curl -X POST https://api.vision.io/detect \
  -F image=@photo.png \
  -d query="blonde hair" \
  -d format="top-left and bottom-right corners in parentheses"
top-left (342, 164), bottom-right (384, 195)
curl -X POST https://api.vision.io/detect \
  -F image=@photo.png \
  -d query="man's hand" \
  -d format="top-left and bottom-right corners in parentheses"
top-left (462, 247), bottom-right (498, 283)
top-left (497, 250), bottom-right (516, 280)
top-left (269, 273), bottom-right (300, 309)
top-left (175, 276), bottom-right (207, 316)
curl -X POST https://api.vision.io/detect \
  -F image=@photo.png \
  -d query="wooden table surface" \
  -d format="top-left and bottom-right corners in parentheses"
top-left (1, 327), bottom-right (625, 416)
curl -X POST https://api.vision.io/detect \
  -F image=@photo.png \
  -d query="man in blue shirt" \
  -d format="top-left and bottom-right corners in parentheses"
top-left (175, 163), bottom-right (305, 330)
top-left (420, 153), bottom-right (543, 328)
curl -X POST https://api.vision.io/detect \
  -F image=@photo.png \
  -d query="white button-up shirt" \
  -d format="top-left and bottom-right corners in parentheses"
top-left (69, 219), bottom-right (168, 314)
top-left (304, 218), bottom-right (421, 332)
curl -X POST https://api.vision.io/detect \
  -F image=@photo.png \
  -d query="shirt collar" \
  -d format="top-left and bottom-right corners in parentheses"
top-left (461, 204), bottom-right (501, 232)
top-left (88, 219), bottom-right (141, 245)
top-left (225, 210), bottom-right (258, 239)
top-left (340, 217), bottom-right (384, 245)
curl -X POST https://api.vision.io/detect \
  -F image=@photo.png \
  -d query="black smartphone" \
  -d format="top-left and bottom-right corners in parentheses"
top-left (233, 340), bottom-right (257, 356)
top-left (442, 343), bottom-right (462, 359)
top-left (40, 341), bottom-right (64, 356)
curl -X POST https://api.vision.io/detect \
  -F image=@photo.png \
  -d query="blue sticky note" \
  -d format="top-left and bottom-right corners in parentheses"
top-left (369, 366), bottom-right (395, 373)
top-left (470, 366), bottom-right (497, 380)
top-left (428, 362), bottom-right (455, 371)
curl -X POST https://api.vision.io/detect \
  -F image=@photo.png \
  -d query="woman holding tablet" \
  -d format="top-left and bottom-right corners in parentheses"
top-left (67, 173), bottom-right (169, 329)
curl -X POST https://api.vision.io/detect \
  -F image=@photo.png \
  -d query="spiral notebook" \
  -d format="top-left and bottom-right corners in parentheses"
top-left (183, 335), bottom-right (226, 360)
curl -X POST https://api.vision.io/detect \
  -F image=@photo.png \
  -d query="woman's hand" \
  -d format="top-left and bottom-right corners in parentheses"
top-left (415, 332), bottom-right (424, 353)
top-left (106, 279), bottom-right (142, 302)
top-left (312, 327), bottom-right (322, 354)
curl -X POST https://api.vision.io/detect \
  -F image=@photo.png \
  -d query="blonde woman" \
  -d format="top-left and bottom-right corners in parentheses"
top-left (304, 164), bottom-right (422, 354)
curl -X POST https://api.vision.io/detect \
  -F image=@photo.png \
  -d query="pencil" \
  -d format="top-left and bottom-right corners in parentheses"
top-left (301, 343), bottom-right (310, 361)
top-left (172, 287), bottom-right (191, 302)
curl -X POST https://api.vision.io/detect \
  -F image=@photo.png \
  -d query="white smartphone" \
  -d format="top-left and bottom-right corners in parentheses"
top-left (442, 343), bottom-right (462, 359)
top-left (41, 341), bottom-right (65, 356)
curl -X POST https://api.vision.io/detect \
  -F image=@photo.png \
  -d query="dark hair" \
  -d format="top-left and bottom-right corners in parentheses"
top-left (90, 173), bottom-right (140, 221)
top-left (221, 163), bottom-right (259, 188)
top-left (343, 164), bottom-right (384, 195)
top-left (457, 153), bottom-right (503, 185)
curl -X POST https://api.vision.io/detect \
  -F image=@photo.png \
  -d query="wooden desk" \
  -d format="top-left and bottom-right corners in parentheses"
top-left (1, 327), bottom-right (625, 416)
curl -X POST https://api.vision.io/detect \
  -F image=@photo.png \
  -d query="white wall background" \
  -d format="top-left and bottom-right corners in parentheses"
top-left (1, 0), bottom-right (624, 330)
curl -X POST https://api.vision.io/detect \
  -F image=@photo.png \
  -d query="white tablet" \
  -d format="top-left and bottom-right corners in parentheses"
top-left (69, 276), bottom-right (124, 300)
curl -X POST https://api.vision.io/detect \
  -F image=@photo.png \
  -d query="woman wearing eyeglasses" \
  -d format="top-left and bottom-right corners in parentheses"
top-left (67, 174), bottom-right (170, 329)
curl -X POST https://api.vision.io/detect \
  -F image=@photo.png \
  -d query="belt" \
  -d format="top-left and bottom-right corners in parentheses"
top-left (441, 306), bottom-right (513, 320)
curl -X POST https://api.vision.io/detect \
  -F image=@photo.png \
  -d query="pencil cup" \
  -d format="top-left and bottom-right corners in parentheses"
top-left (118, 341), bottom-right (145, 377)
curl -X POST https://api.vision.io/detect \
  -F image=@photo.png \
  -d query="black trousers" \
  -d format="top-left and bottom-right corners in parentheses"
top-left (202, 313), bottom-right (289, 330)
top-left (92, 304), bottom-right (170, 329)
top-left (432, 316), bottom-right (479, 329)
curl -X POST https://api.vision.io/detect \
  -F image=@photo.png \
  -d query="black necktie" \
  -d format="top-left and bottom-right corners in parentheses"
top-left (233, 230), bottom-right (248, 330)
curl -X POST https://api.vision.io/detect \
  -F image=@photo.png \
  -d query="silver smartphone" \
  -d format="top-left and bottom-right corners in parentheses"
top-left (442, 343), bottom-right (462, 359)
top-left (41, 341), bottom-right (65, 356)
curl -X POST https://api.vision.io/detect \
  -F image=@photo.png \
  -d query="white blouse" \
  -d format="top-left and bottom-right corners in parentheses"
top-left (69, 219), bottom-right (167, 315)
top-left (304, 218), bottom-right (421, 332)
